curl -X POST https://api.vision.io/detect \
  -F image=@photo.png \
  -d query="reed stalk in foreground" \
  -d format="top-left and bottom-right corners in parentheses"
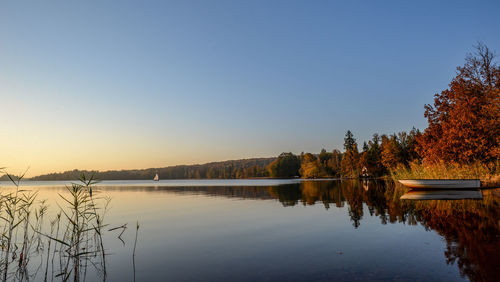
top-left (53, 173), bottom-right (111, 281)
top-left (133, 221), bottom-right (139, 282)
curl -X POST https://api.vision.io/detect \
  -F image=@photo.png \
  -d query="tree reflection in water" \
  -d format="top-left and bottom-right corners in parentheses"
top-left (155, 180), bottom-right (499, 282)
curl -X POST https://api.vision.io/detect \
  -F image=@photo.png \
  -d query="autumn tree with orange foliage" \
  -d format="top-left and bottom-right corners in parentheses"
top-left (418, 43), bottom-right (500, 164)
top-left (381, 134), bottom-right (403, 169)
top-left (341, 131), bottom-right (360, 178)
top-left (299, 153), bottom-right (321, 178)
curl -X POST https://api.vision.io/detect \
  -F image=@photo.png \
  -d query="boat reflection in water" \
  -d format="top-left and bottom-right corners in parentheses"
top-left (401, 189), bottom-right (483, 200)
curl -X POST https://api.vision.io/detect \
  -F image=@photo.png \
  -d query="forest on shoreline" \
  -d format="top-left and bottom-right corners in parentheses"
top-left (266, 43), bottom-right (498, 180)
top-left (2, 44), bottom-right (499, 181)
top-left (21, 158), bottom-right (274, 181)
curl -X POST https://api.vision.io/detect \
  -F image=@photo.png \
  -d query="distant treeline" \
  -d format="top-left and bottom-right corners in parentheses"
top-left (23, 128), bottom-right (420, 180)
top-left (265, 128), bottom-right (420, 179)
top-left (7, 128), bottom-right (416, 180)
top-left (28, 158), bottom-right (274, 181)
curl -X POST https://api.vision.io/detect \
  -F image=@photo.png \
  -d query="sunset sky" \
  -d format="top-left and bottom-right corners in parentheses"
top-left (1, 0), bottom-right (499, 176)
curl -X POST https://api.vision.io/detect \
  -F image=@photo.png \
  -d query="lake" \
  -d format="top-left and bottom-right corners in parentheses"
top-left (0, 179), bottom-right (498, 281)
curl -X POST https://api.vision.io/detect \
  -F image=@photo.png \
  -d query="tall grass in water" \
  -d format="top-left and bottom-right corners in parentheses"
top-left (0, 168), bottom-right (37, 282)
top-left (0, 170), bottom-right (132, 281)
top-left (391, 161), bottom-right (499, 183)
top-left (54, 173), bottom-right (110, 281)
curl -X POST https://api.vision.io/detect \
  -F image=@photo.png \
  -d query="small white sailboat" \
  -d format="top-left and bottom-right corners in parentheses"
top-left (153, 173), bottom-right (159, 181)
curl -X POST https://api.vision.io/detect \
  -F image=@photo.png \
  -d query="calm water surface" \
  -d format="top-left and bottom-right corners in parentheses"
top-left (0, 179), bottom-right (498, 281)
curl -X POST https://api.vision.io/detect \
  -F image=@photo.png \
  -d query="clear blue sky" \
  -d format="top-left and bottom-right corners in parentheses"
top-left (1, 0), bottom-right (499, 175)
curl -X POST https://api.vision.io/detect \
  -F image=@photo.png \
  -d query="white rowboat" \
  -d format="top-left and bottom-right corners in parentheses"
top-left (398, 179), bottom-right (480, 189)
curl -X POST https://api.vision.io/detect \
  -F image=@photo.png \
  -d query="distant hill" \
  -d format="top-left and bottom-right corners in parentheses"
top-left (28, 157), bottom-right (276, 181)
top-left (0, 174), bottom-right (10, 181)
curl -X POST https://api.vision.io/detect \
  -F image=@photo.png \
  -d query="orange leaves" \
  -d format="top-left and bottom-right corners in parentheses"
top-left (418, 44), bottom-right (500, 164)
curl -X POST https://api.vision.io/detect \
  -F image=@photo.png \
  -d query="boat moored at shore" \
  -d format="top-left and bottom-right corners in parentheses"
top-left (398, 179), bottom-right (480, 189)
